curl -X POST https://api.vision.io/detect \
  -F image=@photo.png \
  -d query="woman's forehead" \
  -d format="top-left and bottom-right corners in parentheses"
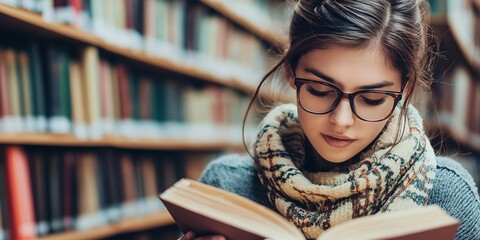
top-left (296, 46), bottom-right (402, 90)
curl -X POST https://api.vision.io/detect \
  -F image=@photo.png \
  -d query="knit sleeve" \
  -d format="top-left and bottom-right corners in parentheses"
top-left (428, 157), bottom-right (480, 240)
top-left (198, 154), bottom-right (271, 207)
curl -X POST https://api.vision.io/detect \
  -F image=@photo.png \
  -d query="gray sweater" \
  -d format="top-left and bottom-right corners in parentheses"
top-left (199, 155), bottom-right (480, 240)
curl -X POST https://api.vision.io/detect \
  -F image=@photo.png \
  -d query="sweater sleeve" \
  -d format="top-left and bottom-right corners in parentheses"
top-left (429, 157), bottom-right (480, 240)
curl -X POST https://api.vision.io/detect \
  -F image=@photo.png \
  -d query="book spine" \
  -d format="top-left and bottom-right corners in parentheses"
top-left (29, 150), bottom-right (50, 236)
top-left (5, 146), bottom-right (36, 239)
top-left (5, 49), bottom-right (22, 132)
top-left (28, 42), bottom-right (47, 132)
top-left (0, 48), bottom-right (10, 132)
top-left (81, 46), bottom-right (102, 139)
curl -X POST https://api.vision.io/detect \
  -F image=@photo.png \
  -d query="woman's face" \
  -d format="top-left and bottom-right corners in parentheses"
top-left (292, 46), bottom-right (402, 163)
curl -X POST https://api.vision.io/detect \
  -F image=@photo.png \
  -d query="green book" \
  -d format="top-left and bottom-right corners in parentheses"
top-left (28, 42), bottom-right (47, 132)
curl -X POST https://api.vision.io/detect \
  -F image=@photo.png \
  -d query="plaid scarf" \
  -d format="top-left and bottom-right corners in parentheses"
top-left (253, 104), bottom-right (436, 239)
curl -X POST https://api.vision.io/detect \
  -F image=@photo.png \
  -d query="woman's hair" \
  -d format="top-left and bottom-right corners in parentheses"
top-left (244, 0), bottom-right (438, 150)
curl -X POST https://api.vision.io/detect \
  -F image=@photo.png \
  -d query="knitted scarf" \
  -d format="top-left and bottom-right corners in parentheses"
top-left (253, 103), bottom-right (436, 239)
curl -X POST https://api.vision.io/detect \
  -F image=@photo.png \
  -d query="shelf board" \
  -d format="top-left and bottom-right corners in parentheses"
top-left (0, 3), bottom-right (256, 94)
top-left (0, 133), bottom-right (245, 151)
top-left (201, 0), bottom-right (288, 49)
top-left (38, 211), bottom-right (174, 240)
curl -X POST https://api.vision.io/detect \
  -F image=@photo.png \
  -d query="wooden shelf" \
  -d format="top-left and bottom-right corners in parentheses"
top-left (0, 3), bottom-right (257, 94)
top-left (201, 0), bottom-right (288, 50)
top-left (0, 133), bottom-right (245, 151)
top-left (38, 211), bottom-right (174, 240)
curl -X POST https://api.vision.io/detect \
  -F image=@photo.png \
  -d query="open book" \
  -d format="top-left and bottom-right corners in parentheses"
top-left (159, 179), bottom-right (460, 240)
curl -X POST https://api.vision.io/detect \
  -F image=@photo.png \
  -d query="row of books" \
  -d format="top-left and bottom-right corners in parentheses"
top-left (0, 42), bottom-right (256, 141)
top-left (0, 0), bottom-right (272, 84)
top-left (0, 145), bottom-right (217, 239)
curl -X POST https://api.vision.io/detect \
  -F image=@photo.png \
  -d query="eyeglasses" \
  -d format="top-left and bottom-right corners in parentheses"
top-left (294, 78), bottom-right (403, 122)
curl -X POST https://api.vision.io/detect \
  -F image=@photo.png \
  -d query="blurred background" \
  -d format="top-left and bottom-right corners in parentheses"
top-left (0, 0), bottom-right (477, 239)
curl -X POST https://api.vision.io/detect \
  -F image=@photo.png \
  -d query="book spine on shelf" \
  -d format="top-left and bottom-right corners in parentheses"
top-left (28, 42), bottom-right (47, 132)
top-left (5, 49), bottom-right (22, 132)
top-left (76, 152), bottom-right (106, 230)
top-left (81, 46), bottom-right (102, 139)
top-left (0, 48), bottom-right (10, 132)
top-left (5, 146), bottom-right (36, 239)
top-left (29, 150), bottom-right (50, 236)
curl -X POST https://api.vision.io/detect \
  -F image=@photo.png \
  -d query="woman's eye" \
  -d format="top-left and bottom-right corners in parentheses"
top-left (306, 86), bottom-right (334, 97)
top-left (360, 96), bottom-right (386, 106)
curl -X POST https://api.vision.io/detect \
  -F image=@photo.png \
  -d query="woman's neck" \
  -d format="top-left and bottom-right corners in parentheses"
top-left (305, 140), bottom-right (359, 172)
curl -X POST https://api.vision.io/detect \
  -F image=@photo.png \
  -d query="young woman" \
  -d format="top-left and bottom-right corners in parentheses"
top-left (182, 0), bottom-right (480, 239)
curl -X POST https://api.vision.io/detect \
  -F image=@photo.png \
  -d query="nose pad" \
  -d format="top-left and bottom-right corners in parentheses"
top-left (330, 99), bottom-right (354, 126)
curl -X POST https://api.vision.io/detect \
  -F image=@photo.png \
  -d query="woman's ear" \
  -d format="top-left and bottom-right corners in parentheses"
top-left (402, 79), bottom-right (413, 99)
top-left (284, 63), bottom-right (296, 89)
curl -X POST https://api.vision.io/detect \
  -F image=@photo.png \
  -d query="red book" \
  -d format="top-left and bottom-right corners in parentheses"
top-left (117, 64), bottom-right (132, 120)
top-left (5, 146), bottom-right (36, 239)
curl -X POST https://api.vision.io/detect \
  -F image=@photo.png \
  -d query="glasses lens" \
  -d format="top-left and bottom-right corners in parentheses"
top-left (353, 92), bottom-right (396, 121)
top-left (298, 82), bottom-right (338, 113)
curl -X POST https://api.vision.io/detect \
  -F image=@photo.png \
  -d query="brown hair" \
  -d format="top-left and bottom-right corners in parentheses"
top-left (244, 0), bottom-right (438, 151)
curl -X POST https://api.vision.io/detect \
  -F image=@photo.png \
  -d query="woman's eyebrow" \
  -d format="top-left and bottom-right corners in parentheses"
top-left (305, 68), bottom-right (395, 90)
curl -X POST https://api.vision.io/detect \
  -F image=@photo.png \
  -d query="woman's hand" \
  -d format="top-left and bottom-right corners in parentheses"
top-left (179, 231), bottom-right (226, 240)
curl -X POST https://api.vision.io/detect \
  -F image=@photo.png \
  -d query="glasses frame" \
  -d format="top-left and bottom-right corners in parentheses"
top-left (294, 78), bottom-right (403, 122)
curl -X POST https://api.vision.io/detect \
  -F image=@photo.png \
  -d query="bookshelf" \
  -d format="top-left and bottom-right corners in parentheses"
top-left (0, 0), bottom-right (288, 239)
top-left (0, 3), bottom-right (257, 93)
top-left (428, 0), bottom-right (480, 184)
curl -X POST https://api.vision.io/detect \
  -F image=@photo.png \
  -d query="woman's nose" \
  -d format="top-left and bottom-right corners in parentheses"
top-left (329, 99), bottom-right (354, 127)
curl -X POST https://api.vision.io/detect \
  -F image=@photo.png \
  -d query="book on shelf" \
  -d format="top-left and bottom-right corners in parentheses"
top-left (160, 179), bottom-right (460, 240)
top-left (4, 146), bottom-right (36, 240)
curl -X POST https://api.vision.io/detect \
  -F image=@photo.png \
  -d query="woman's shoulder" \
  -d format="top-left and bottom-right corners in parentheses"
top-left (431, 156), bottom-right (479, 200)
top-left (430, 156), bottom-right (480, 239)
top-left (198, 154), bottom-right (256, 185)
top-left (198, 154), bottom-right (270, 206)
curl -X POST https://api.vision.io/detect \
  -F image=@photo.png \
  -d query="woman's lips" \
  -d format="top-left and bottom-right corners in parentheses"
top-left (322, 134), bottom-right (355, 148)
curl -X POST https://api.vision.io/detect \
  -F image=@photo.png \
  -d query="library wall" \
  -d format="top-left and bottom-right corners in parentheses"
top-left (0, 0), bottom-right (289, 239)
